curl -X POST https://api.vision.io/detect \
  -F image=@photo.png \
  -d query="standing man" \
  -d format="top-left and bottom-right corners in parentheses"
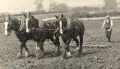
top-left (102, 15), bottom-right (113, 42)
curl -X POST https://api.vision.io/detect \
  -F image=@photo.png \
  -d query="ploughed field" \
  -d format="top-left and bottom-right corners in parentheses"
top-left (0, 15), bottom-right (120, 69)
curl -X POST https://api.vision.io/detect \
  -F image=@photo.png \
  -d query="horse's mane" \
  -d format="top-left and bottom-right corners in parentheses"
top-left (9, 16), bottom-right (21, 30)
top-left (10, 16), bottom-right (20, 23)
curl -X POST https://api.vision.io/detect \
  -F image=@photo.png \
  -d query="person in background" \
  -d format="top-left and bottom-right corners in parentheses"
top-left (102, 15), bottom-right (113, 42)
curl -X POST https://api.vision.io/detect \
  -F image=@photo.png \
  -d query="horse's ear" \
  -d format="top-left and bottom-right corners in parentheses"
top-left (55, 15), bottom-right (59, 19)
top-left (61, 14), bottom-right (64, 17)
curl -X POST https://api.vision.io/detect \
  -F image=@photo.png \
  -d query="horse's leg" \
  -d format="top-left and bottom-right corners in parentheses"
top-left (24, 42), bottom-right (30, 57)
top-left (64, 39), bottom-right (72, 58)
top-left (50, 37), bottom-right (61, 56)
top-left (73, 37), bottom-right (80, 50)
top-left (17, 42), bottom-right (24, 58)
top-left (56, 37), bottom-right (61, 55)
top-left (36, 41), bottom-right (40, 58)
top-left (79, 35), bottom-right (83, 55)
top-left (36, 41), bottom-right (44, 59)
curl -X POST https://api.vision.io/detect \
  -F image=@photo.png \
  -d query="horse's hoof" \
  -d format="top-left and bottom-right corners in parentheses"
top-left (36, 49), bottom-right (44, 59)
top-left (63, 52), bottom-right (72, 59)
top-left (16, 55), bottom-right (23, 59)
top-left (36, 53), bottom-right (44, 59)
top-left (67, 54), bottom-right (72, 57)
top-left (25, 54), bottom-right (30, 57)
top-left (25, 54), bottom-right (31, 57)
top-left (75, 47), bottom-right (79, 51)
top-left (16, 53), bottom-right (23, 58)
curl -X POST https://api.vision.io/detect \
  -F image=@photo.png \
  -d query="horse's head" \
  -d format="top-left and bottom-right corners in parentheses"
top-left (25, 12), bottom-right (36, 33)
top-left (4, 15), bottom-right (20, 36)
top-left (56, 14), bottom-right (67, 34)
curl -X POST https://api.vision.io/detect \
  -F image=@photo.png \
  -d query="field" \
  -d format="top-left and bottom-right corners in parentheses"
top-left (0, 15), bottom-right (120, 69)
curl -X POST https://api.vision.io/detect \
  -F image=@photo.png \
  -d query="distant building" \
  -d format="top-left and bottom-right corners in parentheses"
top-left (104, 0), bottom-right (117, 9)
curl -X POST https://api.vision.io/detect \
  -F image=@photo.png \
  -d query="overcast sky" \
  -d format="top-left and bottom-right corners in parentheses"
top-left (0, 0), bottom-right (119, 13)
top-left (0, 0), bottom-right (35, 13)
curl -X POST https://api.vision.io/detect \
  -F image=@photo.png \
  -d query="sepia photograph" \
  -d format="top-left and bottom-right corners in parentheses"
top-left (0, 0), bottom-right (120, 69)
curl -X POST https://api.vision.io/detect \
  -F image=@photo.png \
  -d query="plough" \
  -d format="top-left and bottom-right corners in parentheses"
top-left (70, 44), bottom-right (112, 48)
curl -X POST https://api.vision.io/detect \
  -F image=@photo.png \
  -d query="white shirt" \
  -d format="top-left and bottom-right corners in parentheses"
top-left (102, 19), bottom-right (113, 30)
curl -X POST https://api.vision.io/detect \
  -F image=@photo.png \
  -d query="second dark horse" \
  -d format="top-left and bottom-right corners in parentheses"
top-left (57, 14), bottom-right (85, 57)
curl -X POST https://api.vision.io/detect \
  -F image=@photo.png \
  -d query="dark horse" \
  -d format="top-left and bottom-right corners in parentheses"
top-left (4, 15), bottom-right (60, 58)
top-left (57, 14), bottom-right (85, 57)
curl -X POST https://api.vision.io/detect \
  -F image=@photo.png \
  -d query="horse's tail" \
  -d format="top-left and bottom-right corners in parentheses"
top-left (78, 20), bottom-right (85, 36)
top-left (78, 20), bottom-right (85, 53)
top-left (73, 19), bottom-right (85, 37)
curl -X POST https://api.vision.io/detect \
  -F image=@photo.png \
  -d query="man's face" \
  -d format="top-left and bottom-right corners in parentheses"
top-left (107, 17), bottom-right (110, 20)
top-left (106, 15), bottom-right (110, 19)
